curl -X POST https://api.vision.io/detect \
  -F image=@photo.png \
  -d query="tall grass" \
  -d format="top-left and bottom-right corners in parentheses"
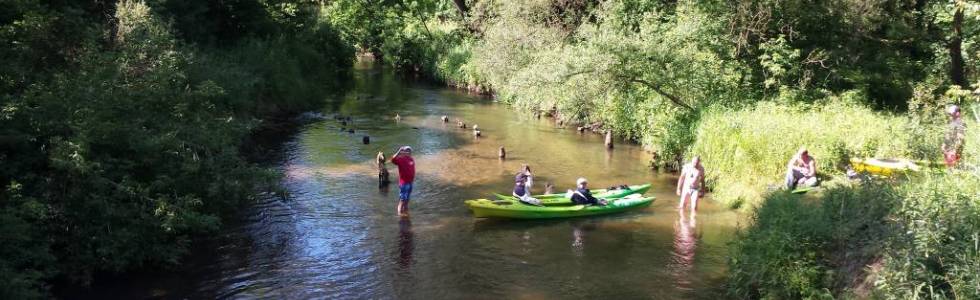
top-left (729, 172), bottom-right (980, 299)
top-left (689, 95), bottom-right (933, 208)
top-left (875, 173), bottom-right (980, 299)
top-left (728, 183), bottom-right (900, 299)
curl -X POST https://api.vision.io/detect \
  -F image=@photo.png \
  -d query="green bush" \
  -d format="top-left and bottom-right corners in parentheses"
top-left (728, 183), bottom-right (900, 299)
top-left (0, 1), bottom-right (353, 297)
top-left (875, 173), bottom-right (980, 299)
top-left (728, 172), bottom-right (980, 299)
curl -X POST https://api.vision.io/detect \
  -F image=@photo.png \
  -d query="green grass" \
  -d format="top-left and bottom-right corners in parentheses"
top-left (728, 172), bottom-right (980, 299)
top-left (689, 96), bottom-right (940, 209)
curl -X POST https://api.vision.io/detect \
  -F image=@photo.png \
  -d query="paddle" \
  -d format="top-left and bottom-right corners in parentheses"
top-left (519, 197), bottom-right (544, 207)
top-left (791, 187), bottom-right (814, 194)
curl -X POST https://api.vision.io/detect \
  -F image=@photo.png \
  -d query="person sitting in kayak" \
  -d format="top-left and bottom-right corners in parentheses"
top-left (570, 178), bottom-right (608, 206)
top-left (513, 164), bottom-right (541, 205)
top-left (785, 147), bottom-right (818, 189)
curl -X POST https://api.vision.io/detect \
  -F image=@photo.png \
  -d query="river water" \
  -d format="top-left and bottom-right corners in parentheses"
top-left (89, 61), bottom-right (740, 299)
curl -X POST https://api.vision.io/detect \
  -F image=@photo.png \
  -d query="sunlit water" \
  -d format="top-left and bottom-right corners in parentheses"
top-left (81, 61), bottom-right (741, 299)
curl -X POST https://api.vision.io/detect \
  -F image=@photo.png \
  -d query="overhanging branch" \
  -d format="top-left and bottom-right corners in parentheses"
top-left (623, 77), bottom-right (694, 111)
top-left (561, 69), bottom-right (695, 111)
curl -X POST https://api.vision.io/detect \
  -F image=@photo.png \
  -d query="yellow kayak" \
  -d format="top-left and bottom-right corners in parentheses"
top-left (850, 158), bottom-right (921, 176)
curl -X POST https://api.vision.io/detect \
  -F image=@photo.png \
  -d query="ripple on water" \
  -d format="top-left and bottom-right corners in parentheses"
top-left (97, 63), bottom-right (740, 300)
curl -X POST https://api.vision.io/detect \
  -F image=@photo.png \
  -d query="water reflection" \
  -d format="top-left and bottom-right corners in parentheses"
top-left (671, 210), bottom-right (700, 292)
top-left (84, 60), bottom-right (741, 299)
top-left (572, 226), bottom-right (585, 257)
top-left (396, 217), bottom-right (414, 270)
top-left (570, 221), bottom-right (599, 257)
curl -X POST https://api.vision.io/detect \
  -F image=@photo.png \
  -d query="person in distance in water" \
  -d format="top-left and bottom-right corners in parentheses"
top-left (676, 156), bottom-right (705, 214)
top-left (390, 146), bottom-right (416, 216)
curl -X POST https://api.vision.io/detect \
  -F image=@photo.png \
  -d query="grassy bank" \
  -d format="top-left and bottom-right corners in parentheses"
top-left (328, 0), bottom-right (978, 203)
top-left (322, 1), bottom-right (980, 298)
top-left (729, 173), bottom-right (980, 299)
top-left (0, 1), bottom-right (352, 297)
top-left (690, 97), bottom-right (931, 209)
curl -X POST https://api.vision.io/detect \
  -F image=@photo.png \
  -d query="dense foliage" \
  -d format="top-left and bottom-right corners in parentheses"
top-left (730, 173), bottom-right (980, 299)
top-left (324, 0), bottom-right (980, 298)
top-left (728, 183), bottom-right (900, 298)
top-left (4, 0), bottom-right (980, 298)
top-left (327, 0), bottom-right (979, 167)
top-left (0, 1), bottom-right (352, 297)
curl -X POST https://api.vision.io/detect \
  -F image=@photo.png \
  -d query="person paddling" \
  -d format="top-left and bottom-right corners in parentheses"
top-left (513, 164), bottom-right (541, 205)
top-left (676, 156), bottom-right (705, 214)
top-left (390, 146), bottom-right (416, 216)
top-left (570, 178), bottom-right (607, 206)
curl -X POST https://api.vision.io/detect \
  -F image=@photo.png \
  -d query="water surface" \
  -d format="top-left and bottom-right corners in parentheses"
top-left (90, 61), bottom-right (740, 299)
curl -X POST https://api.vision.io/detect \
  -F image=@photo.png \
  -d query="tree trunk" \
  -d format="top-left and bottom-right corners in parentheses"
top-left (949, 4), bottom-right (966, 87)
top-left (452, 0), bottom-right (468, 18)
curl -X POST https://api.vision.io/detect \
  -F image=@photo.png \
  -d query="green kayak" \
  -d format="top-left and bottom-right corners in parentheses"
top-left (465, 195), bottom-right (655, 219)
top-left (493, 183), bottom-right (651, 206)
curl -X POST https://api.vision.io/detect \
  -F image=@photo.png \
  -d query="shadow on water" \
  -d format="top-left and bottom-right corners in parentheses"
top-left (77, 60), bottom-right (741, 299)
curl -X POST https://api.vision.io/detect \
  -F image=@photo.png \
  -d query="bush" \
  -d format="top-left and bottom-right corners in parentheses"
top-left (875, 173), bottom-right (980, 299)
top-left (728, 183), bottom-right (900, 299)
top-left (0, 1), bottom-right (353, 297)
top-left (728, 172), bottom-right (980, 299)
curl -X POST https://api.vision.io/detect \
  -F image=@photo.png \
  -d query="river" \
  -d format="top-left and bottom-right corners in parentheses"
top-left (83, 60), bottom-right (740, 299)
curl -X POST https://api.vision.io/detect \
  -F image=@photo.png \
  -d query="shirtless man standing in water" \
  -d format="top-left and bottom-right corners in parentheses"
top-left (676, 156), bottom-right (705, 214)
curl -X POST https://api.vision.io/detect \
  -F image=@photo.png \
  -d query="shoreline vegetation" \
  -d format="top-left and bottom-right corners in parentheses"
top-left (324, 0), bottom-right (979, 298)
top-left (1, 0), bottom-right (978, 298)
top-left (1, 1), bottom-right (352, 297)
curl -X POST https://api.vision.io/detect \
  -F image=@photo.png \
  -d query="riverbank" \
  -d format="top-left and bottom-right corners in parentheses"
top-left (323, 1), bottom-right (980, 298)
top-left (730, 172), bottom-right (980, 299)
top-left (0, 2), bottom-right (352, 298)
top-left (327, 0), bottom-right (978, 204)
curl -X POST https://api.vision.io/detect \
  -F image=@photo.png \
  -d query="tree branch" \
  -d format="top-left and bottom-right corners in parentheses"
top-left (561, 69), bottom-right (695, 111)
top-left (622, 77), bottom-right (694, 111)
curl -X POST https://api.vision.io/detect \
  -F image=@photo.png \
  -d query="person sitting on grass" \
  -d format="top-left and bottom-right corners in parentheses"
top-left (569, 178), bottom-right (607, 206)
top-left (785, 147), bottom-right (818, 189)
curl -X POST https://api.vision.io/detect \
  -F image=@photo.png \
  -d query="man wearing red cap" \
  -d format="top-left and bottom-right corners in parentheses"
top-left (391, 146), bottom-right (416, 216)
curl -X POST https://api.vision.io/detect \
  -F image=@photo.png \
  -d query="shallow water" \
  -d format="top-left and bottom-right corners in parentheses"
top-left (84, 61), bottom-right (740, 299)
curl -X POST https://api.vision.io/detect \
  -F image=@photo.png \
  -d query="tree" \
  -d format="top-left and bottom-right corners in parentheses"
top-left (452, 0), bottom-right (467, 18)
top-left (948, 2), bottom-right (965, 87)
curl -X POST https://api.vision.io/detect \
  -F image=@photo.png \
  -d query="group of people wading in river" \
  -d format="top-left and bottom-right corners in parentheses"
top-left (382, 105), bottom-right (966, 216)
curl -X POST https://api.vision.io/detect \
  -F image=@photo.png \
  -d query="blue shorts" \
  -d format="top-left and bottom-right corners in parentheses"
top-left (399, 183), bottom-right (413, 202)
